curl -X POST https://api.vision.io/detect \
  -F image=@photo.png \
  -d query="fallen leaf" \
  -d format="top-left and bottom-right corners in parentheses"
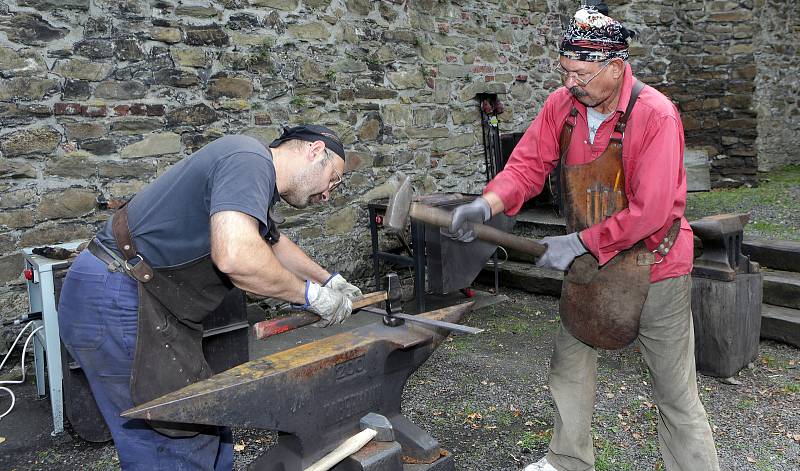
top-left (746, 456), bottom-right (756, 463)
top-left (0, 437), bottom-right (5, 444)
top-left (234, 443), bottom-right (246, 452)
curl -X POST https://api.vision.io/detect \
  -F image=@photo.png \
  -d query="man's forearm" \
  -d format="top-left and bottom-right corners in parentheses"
top-left (271, 234), bottom-right (331, 284)
top-left (210, 211), bottom-right (307, 304)
top-left (481, 191), bottom-right (506, 217)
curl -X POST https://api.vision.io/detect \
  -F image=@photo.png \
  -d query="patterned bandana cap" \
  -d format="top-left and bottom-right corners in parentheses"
top-left (560, 6), bottom-right (636, 62)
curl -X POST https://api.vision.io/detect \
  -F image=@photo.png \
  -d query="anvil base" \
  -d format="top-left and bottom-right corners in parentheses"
top-left (340, 441), bottom-right (455, 471)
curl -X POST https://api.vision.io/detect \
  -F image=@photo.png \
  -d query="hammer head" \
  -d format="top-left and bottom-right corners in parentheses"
top-left (384, 273), bottom-right (402, 314)
top-left (384, 175), bottom-right (412, 233)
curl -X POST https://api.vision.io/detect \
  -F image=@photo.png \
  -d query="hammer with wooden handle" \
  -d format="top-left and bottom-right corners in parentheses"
top-left (253, 278), bottom-right (400, 340)
top-left (384, 175), bottom-right (547, 258)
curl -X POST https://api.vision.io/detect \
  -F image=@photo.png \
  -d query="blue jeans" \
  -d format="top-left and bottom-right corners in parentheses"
top-left (58, 250), bottom-right (233, 471)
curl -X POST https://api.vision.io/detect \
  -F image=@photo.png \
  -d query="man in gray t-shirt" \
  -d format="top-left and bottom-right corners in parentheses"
top-left (58, 125), bottom-right (362, 470)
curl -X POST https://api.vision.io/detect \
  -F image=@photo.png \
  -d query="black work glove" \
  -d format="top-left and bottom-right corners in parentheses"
top-left (535, 232), bottom-right (588, 271)
top-left (447, 197), bottom-right (492, 243)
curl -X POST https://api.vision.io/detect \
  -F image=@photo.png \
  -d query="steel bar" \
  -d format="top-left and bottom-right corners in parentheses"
top-left (358, 306), bottom-right (483, 335)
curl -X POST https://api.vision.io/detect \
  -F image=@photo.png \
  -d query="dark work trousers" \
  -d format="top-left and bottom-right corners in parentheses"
top-left (58, 250), bottom-right (234, 471)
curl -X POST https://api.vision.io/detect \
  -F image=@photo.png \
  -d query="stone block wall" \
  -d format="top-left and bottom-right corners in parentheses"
top-left (753, 0), bottom-right (800, 171)
top-left (0, 0), bottom-right (797, 319)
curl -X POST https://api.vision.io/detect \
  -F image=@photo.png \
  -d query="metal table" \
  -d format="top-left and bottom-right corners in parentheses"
top-left (23, 240), bottom-right (83, 436)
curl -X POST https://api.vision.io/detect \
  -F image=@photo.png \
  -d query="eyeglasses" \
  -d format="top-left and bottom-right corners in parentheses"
top-left (329, 163), bottom-right (343, 191)
top-left (324, 148), bottom-right (343, 191)
top-left (552, 60), bottom-right (612, 87)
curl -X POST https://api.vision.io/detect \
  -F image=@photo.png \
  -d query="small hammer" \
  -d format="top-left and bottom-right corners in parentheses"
top-left (253, 273), bottom-right (402, 340)
top-left (384, 175), bottom-right (547, 258)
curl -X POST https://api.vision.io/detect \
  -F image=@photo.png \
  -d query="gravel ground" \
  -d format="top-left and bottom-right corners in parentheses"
top-left (3, 288), bottom-right (798, 470)
top-left (401, 290), bottom-right (800, 471)
top-left (2, 166), bottom-right (798, 470)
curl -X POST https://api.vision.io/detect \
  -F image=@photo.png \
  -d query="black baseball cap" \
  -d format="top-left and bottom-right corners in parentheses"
top-left (269, 125), bottom-right (345, 162)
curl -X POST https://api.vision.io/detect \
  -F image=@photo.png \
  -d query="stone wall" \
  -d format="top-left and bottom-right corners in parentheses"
top-left (0, 0), bottom-right (797, 320)
top-left (753, 0), bottom-right (800, 171)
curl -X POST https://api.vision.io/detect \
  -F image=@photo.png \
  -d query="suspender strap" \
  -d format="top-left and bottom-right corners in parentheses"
top-left (613, 79), bottom-right (645, 136)
top-left (112, 205), bottom-right (138, 259)
top-left (111, 205), bottom-right (154, 283)
top-left (559, 107), bottom-right (579, 161)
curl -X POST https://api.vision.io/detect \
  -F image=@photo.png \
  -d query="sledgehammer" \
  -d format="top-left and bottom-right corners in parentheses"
top-left (384, 175), bottom-right (548, 258)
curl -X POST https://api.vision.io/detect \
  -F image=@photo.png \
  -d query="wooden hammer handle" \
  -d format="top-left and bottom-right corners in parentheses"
top-left (351, 290), bottom-right (387, 309)
top-left (304, 428), bottom-right (377, 471)
top-left (253, 290), bottom-right (388, 340)
top-left (408, 203), bottom-right (547, 258)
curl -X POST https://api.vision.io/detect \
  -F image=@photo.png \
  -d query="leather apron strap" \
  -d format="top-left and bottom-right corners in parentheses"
top-left (109, 206), bottom-right (232, 438)
top-left (111, 205), bottom-right (154, 283)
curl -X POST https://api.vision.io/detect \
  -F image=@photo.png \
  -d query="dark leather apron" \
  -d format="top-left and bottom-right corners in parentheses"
top-left (558, 80), bottom-right (680, 350)
top-left (112, 206), bottom-right (233, 437)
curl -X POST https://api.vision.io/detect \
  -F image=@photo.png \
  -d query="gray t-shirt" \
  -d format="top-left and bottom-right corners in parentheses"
top-left (587, 106), bottom-right (614, 144)
top-left (97, 135), bottom-right (280, 268)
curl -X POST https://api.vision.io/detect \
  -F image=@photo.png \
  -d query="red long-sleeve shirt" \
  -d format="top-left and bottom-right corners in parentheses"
top-left (485, 64), bottom-right (693, 283)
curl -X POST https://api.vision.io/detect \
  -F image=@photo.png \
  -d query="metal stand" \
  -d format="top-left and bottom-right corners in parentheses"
top-left (369, 203), bottom-right (426, 311)
top-left (368, 195), bottom-right (509, 313)
top-left (23, 240), bottom-right (84, 436)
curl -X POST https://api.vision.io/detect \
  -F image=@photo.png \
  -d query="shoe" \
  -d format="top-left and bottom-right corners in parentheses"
top-left (523, 457), bottom-right (557, 471)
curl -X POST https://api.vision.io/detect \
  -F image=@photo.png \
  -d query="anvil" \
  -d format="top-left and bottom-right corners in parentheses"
top-left (122, 302), bottom-right (474, 471)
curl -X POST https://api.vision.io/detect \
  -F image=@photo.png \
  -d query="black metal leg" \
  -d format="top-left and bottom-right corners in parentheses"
top-left (411, 220), bottom-right (426, 312)
top-left (493, 250), bottom-right (499, 295)
top-left (368, 206), bottom-right (381, 291)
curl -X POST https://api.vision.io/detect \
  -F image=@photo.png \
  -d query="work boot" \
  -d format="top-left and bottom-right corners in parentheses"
top-left (523, 457), bottom-right (557, 471)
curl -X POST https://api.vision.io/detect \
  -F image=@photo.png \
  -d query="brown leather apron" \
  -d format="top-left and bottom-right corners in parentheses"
top-left (112, 206), bottom-right (233, 437)
top-left (558, 81), bottom-right (680, 350)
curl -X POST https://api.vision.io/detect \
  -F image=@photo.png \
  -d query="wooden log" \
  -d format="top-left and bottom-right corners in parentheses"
top-left (691, 273), bottom-right (762, 378)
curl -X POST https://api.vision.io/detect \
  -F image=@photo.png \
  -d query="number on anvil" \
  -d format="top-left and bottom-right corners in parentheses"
top-left (335, 356), bottom-right (365, 381)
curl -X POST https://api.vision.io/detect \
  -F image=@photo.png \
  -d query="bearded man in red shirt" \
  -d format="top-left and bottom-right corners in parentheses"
top-left (449, 4), bottom-right (720, 471)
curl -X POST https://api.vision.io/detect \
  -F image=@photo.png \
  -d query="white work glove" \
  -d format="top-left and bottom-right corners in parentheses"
top-left (304, 281), bottom-right (353, 327)
top-left (323, 273), bottom-right (363, 300)
top-left (447, 197), bottom-right (492, 243)
top-left (535, 232), bottom-right (588, 271)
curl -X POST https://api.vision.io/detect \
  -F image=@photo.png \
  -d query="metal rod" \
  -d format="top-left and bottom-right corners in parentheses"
top-left (359, 306), bottom-right (483, 334)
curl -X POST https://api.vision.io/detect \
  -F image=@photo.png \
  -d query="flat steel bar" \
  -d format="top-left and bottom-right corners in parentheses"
top-left (358, 306), bottom-right (483, 334)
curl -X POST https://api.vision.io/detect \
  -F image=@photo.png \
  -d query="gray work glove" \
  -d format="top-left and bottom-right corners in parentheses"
top-left (323, 273), bottom-right (363, 300)
top-left (304, 281), bottom-right (353, 327)
top-left (447, 197), bottom-right (492, 243)
top-left (535, 232), bottom-right (588, 271)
